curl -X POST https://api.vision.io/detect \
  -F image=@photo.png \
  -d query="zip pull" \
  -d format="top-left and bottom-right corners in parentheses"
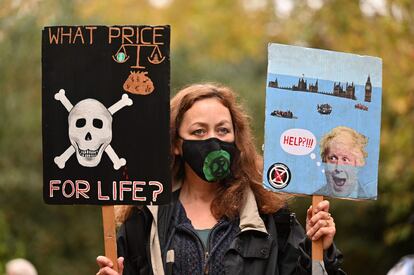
top-left (203, 251), bottom-right (209, 274)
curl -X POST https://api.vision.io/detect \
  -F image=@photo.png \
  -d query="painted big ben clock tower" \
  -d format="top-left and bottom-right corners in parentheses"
top-left (365, 75), bottom-right (372, 102)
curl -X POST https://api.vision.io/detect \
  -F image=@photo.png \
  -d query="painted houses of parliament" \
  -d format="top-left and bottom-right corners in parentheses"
top-left (269, 75), bottom-right (373, 102)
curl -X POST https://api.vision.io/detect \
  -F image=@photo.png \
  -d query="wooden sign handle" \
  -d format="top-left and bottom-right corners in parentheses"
top-left (312, 195), bottom-right (324, 261)
top-left (102, 205), bottom-right (118, 272)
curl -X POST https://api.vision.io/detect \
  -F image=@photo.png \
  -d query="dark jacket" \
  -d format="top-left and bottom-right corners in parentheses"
top-left (117, 189), bottom-right (345, 275)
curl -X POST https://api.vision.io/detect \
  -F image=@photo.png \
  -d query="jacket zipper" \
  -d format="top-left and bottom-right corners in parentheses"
top-left (179, 220), bottom-right (224, 275)
top-left (203, 220), bottom-right (224, 275)
top-left (203, 251), bottom-right (209, 274)
top-left (179, 226), bottom-right (209, 274)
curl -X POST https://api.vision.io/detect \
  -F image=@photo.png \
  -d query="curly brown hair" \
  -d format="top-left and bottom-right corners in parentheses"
top-left (116, 83), bottom-right (288, 223)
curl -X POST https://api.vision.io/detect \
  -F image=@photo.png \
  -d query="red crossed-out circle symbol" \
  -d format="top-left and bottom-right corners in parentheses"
top-left (267, 163), bottom-right (291, 189)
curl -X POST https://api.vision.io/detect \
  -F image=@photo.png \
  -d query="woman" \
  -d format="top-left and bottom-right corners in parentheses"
top-left (97, 83), bottom-right (345, 275)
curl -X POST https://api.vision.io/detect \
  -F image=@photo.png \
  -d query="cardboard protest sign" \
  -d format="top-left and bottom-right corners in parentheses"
top-left (42, 25), bottom-right (171, 205)
top-left (263, 43), bottom-right (382, 200)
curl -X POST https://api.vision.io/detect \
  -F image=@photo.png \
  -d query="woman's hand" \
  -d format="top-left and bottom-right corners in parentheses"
top-left (96, 256), bottom-right (124, 275)
top-left (306, 200), bottom-right (336, 250)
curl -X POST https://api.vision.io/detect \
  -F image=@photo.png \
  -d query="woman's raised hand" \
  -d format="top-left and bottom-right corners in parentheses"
top-left (306, 200), bottom-right (336, 250)
top-left (96, 256), bottom-right (124, 275)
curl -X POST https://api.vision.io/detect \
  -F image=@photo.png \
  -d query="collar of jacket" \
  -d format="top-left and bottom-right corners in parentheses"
top-left (146, 182), bottom-right (268, 275)
top-left (238, 185), bottom-right (267, 234)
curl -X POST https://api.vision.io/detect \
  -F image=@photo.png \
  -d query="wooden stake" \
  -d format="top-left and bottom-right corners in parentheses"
top-left (312, 195), bottom-right (324, 261)
top-left (102, 205), bottom-right (118, 272)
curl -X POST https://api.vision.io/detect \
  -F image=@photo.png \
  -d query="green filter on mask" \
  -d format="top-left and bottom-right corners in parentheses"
top-left (202, 150), bottom-right (231, 181)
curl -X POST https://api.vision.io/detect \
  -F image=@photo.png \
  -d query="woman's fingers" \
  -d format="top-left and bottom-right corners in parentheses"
top-left (96, 256), bottom-right (113, 269)
top-left (306, 200), bottom-right (336, 249)
top-left (306, 201), bottom-right (330, 220)
top-left (313, 224), bottom-right (336, 244)
top-left (306, 217), bottom-right (336, 250)
top-left (96, 256), bottom-right (124, 275)
top-left (309, 211), bottom-right (332, 227)
top-left (96, 266), bottom-right (119, 275)
top-left (308, 216), bottom-right (335, 234)
top-left (314, 200), bottom-right (330, 213)
top-left (307, 217), bottom-right (330, 238)
top-left (118, 257), bottom-right (124, 274)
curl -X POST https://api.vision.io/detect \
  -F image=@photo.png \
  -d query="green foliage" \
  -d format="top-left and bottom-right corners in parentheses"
top-left (1, 0), bottom-right (413, 274)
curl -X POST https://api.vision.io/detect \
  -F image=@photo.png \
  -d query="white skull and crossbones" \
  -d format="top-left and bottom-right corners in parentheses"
top-left (53, 89), bottom-right (133, 170)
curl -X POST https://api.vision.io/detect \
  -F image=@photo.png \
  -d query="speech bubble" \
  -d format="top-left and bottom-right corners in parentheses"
top-left (280, 128), bottom-right (316, 155)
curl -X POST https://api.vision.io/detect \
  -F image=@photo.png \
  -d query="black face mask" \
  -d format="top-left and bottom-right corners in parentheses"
top-left (181, 137), bottom-right (238, 182)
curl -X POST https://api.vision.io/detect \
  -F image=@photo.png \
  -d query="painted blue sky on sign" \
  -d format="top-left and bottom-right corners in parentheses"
top-left (268, 43), bottom-right (382, 87)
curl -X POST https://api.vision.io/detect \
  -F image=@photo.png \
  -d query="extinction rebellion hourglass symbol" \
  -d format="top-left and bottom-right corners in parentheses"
top-left (267, 163), bottom-right (291, 189)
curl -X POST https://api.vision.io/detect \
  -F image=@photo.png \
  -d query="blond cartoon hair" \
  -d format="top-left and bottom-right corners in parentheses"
top-left (320, 126), bottom-right (368, 166)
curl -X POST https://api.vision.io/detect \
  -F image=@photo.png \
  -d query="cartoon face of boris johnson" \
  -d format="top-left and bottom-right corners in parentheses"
top-left (320, 126), bottom-right (368, 197)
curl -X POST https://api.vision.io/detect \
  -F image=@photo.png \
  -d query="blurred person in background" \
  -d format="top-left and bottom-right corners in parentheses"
top-left (387, 214), bottom-right (414, 275)
top-left (6, 258), bottom-right (37, 275)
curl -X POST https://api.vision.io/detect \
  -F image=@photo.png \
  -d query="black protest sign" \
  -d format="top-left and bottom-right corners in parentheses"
top-left (42, 26), bottom-right (171, 205)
